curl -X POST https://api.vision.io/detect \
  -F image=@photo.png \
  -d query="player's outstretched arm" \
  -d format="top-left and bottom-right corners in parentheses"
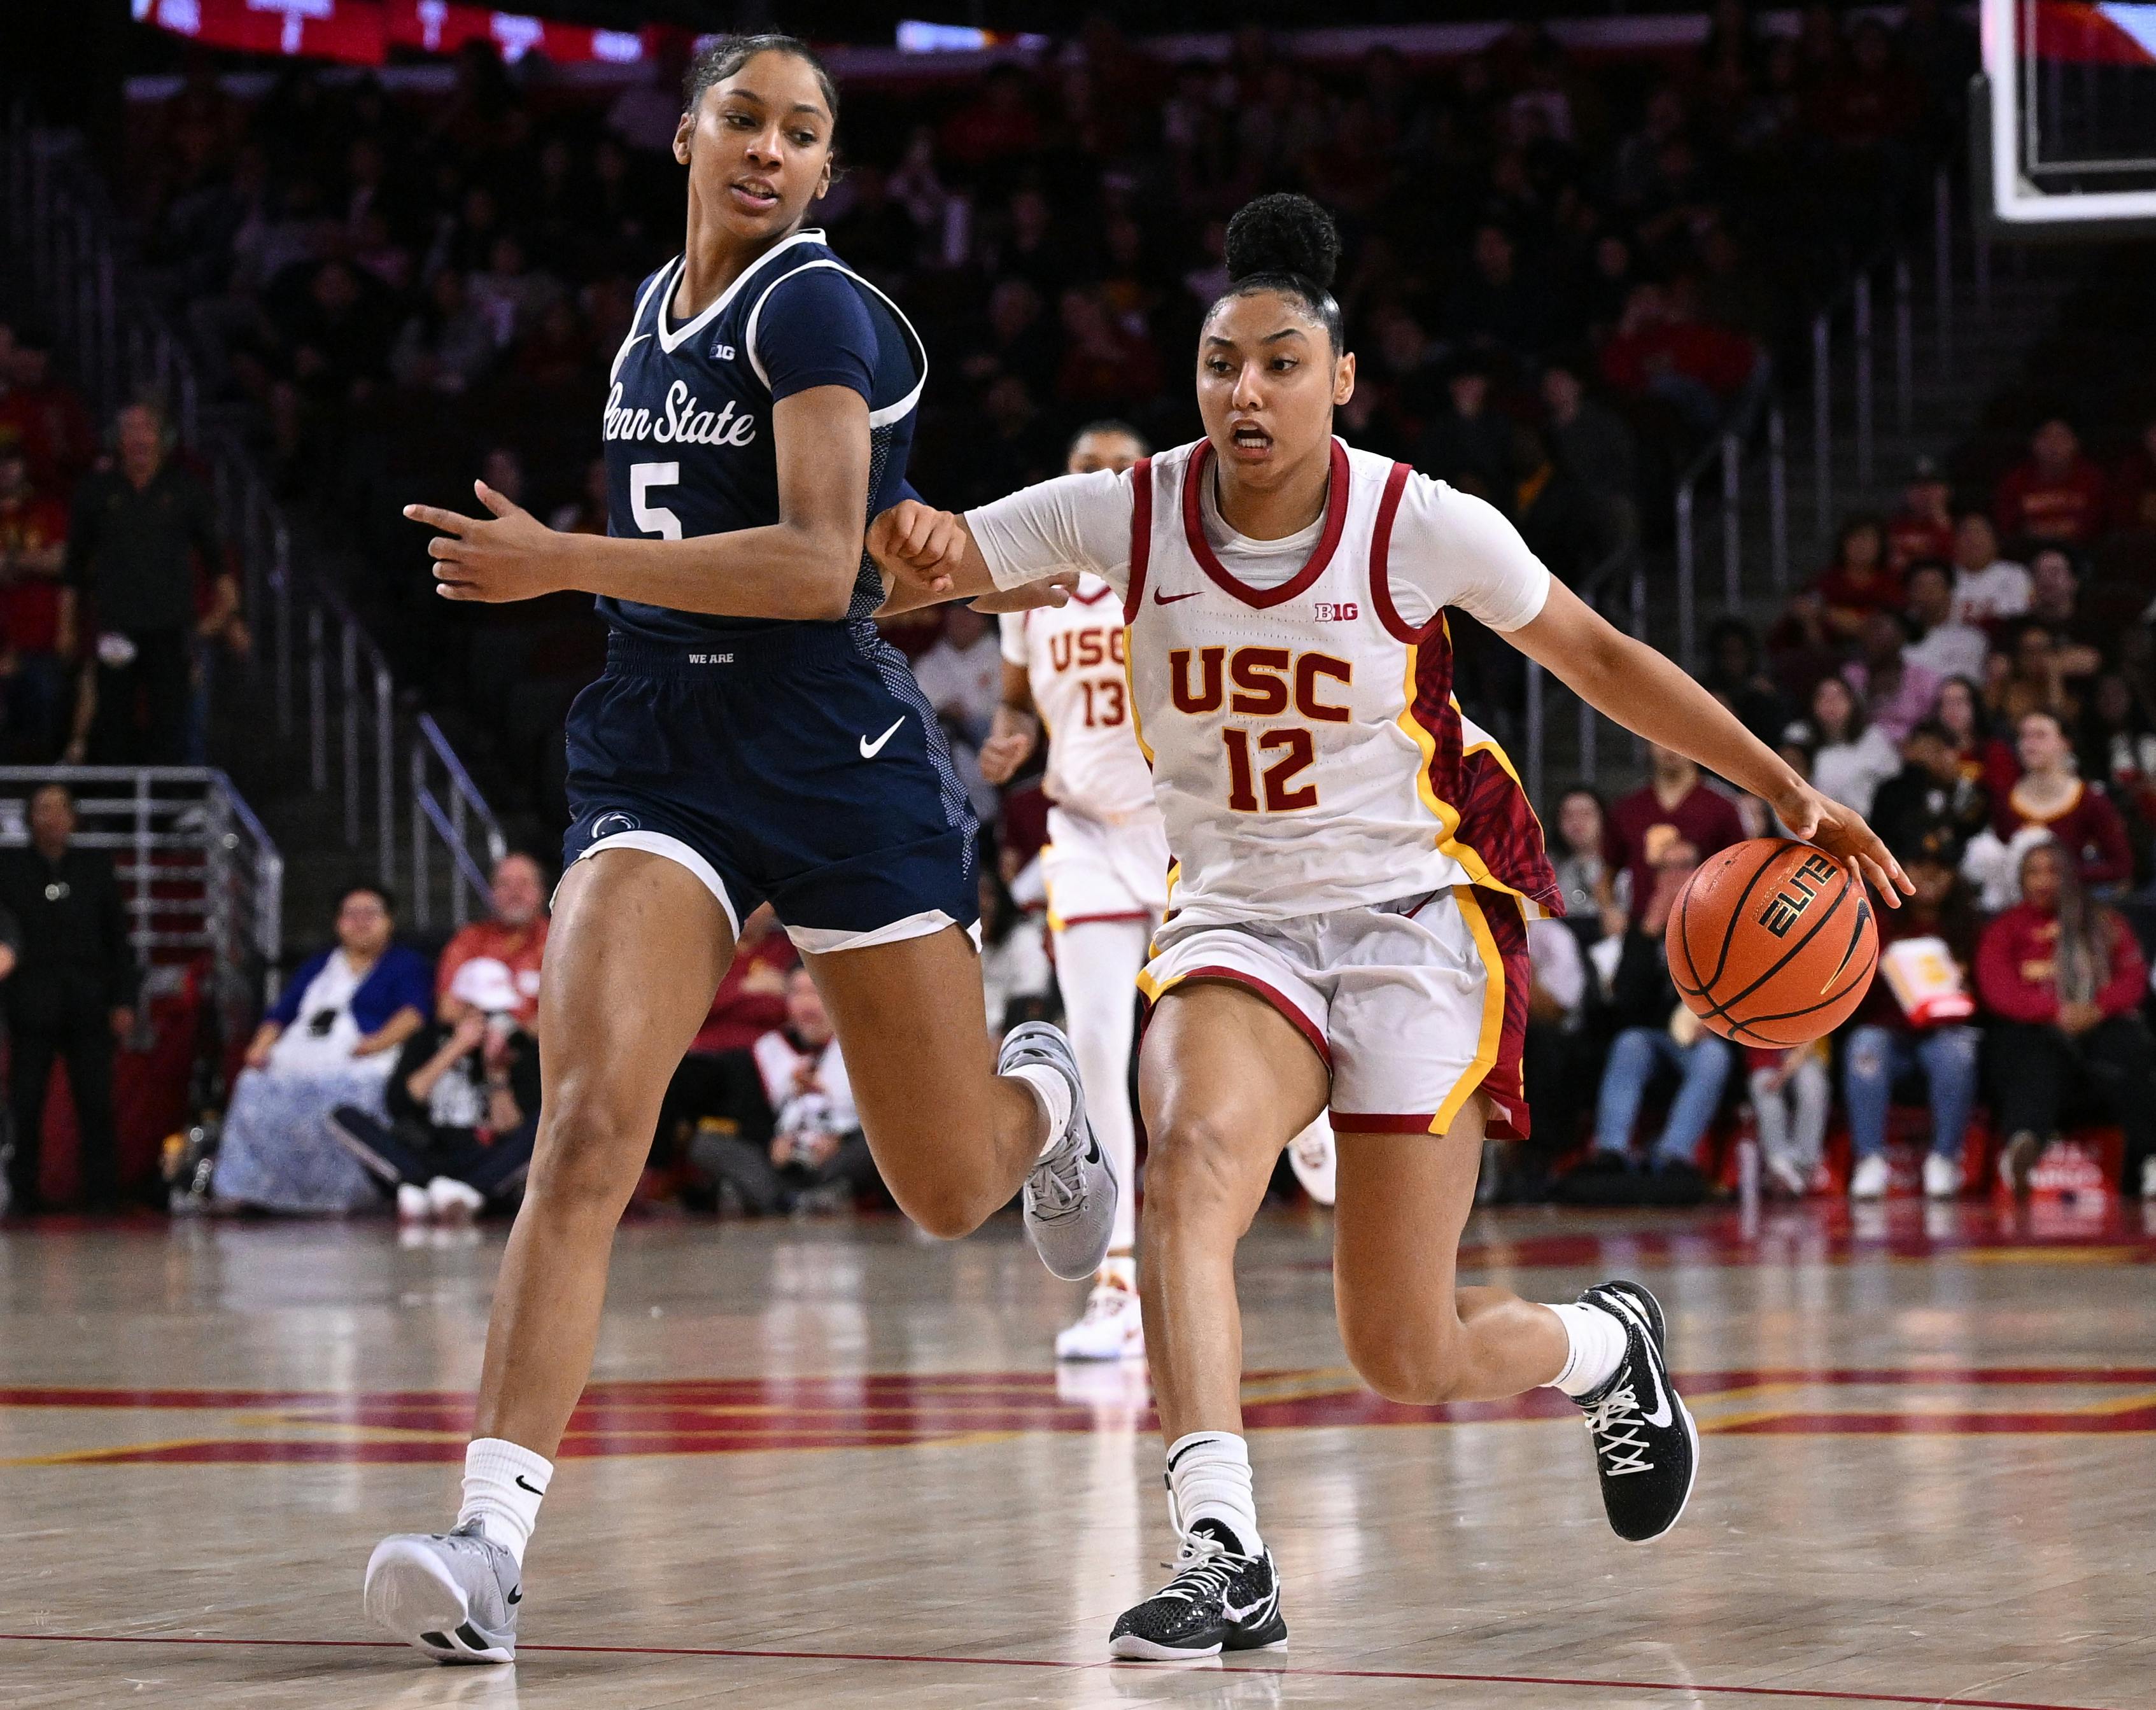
top-left (410, 387), bottom-right (879, 620)
top-left (1509, 578), bottom-right (1912, 903)
top-left (868, 500), bottom-right (998, 610)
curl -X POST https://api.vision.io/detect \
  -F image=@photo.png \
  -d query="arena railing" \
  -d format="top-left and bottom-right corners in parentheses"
top-left (0, 766), bottom-right (282, 1020)
top-left (1528, 166), bottom-right (1999, 802)
top-left (0, 113), bottom-right (505, 934)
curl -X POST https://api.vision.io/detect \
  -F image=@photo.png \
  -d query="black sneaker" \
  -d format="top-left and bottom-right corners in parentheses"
top-left (1572, 1281), bottom-right (1698, 1543)
top-left (1108, 1519), bottom-right (1286, 1660)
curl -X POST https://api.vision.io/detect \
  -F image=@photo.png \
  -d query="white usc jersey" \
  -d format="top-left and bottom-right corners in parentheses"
top-left (1123, 439), bottom-right (1560, 930)
top-left (999, 577), bottom-right (1159, 824)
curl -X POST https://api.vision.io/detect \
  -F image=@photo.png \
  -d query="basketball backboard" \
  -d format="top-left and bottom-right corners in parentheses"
top-left (1975, 0), bottom-right (2156, 237)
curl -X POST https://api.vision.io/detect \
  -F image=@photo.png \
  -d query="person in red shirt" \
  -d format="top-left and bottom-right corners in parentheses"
top-left (1604, 743), bottom-right (1748, 915)
top-left (1975, 839), bottom-right (2156, 1196)
top-left (1885, 455), bottom-right (1956, 572)
top-left (656, 903), bottom-right (801, 1191)
top-left (1994, 417), bottom-right (2108, 550)
top-left (0, 328), bottom-right (95, 493)
top-left (436, 852), bottom-right (551, 1032)
top-left (2109, 416), bottom-right (2156, 533)
top-left (1598, 281), bottom-right (1763, 433)
top-left (1992, 710), bottom-right (2132, 892)
top-left (0, 435), bottom-right (72, 759)
top-left (1809, 515), bottom-right (1901, 643)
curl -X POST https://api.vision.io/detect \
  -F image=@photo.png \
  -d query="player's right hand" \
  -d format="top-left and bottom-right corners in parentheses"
top-left (977, 731), bottom-right (1033, 785)
top-left (868, 500), bottom-right (968, 594)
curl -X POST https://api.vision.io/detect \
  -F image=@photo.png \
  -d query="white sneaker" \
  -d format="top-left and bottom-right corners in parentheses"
top-left (1286, 1116), bottom-right (1336, 1207)
top-left (427, 1176), bottom-right (485, 1223)
top-left (396, 1182), bottom-right (431, 1223)
top-left (1922, 1153), bottom-right (1963, 1201)
top-left (2141, 1156), bottom-right (2156, 1201)
top-left (1849, 1154), bottom-right (1891, 1200)
top-left (1765, 1153), bottom-right (1809, 1198)
top-left (1055, 1277), bottom-right (1145, 1362)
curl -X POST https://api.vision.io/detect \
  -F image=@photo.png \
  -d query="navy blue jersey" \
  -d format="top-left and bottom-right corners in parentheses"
top-left (599, 228), bottom-right (924, 644)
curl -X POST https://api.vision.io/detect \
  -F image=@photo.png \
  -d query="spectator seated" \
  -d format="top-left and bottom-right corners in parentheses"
top-left (327, 957), bottom-right (542, 1221)
top-left (689, 966), bottom-right (882, 1216)
top-left (211, 885), bottom-right (431, 1214)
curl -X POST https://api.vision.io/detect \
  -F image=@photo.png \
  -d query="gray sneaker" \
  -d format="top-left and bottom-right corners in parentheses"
top-left (1002, 1021), bottom-right (1118, 1281)
top-left (363, 1522), bottom-right (520, 1664)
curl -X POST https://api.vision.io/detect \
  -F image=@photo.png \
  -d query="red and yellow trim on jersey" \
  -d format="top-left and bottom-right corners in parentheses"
top-left (1367, 460), bottom-right (1560, 916)
top-left (1431, 885), bottom-right (1505, 1135)
top-left (1392, 631), bottom-right (1560, 913)
top-left (1123, 636), bottom-right (1154, 766)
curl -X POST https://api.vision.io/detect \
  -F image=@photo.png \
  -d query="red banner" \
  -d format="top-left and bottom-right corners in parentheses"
top-left (133, 0), bottom-right (649, 66)
top-left (134, 0), bottom-right (387, 64)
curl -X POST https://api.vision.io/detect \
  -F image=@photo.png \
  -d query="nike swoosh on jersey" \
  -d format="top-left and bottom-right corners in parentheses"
top-left (1604, 1296), bottom-right (1674, 1427)
top-left (1152, 588), bottom-right (1202, 605)
top-left (859, 717), bottom-right (906, 759)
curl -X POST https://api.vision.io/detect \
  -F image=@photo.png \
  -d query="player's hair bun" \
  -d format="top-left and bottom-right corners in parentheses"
top-left (1223, 193), bottom-right (1341, 293)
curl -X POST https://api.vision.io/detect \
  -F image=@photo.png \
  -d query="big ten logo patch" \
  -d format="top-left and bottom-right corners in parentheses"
top-left (1313, 601), bottom-right (1359, 622)
top-left (1048, 628), bottom-right (1125, 671)
top-left (1759, 851), bottom-right (1841, 939)
top-left (1167, 646), bottom-right (1353, 720)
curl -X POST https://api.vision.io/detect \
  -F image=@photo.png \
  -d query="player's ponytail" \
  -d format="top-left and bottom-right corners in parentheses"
top-left (1217, 193), bottom-right (1345, 352)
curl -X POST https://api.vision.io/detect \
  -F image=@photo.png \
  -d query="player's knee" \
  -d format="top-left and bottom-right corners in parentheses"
top-left (524, 1080), bottom-right (651, 1215)
top-left (1145, 1116), bottom-right (1251, 1226)
top-left (892, 1177), bottom-right (992, 1241)
top-left (1343, 1317), bottom-right (1470, 1406)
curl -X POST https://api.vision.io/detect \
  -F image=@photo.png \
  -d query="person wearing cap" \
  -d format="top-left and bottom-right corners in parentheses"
top-left (435, 853), bottom-right (550, 1032)
top-left (1887, 454), bottom-right (1955, 573)
top-left (211, 883), bottom-right (432, 1214)
top-left (328, 954), bottom-right (544, 1223)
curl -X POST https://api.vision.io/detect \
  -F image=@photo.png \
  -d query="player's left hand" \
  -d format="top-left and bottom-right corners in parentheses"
top-left (1773, 782), bottom-right (1912, 906)
top-left (408, 481), bottom-right (572, 603)
top-left (969, 570), bottom-right (1079, 614)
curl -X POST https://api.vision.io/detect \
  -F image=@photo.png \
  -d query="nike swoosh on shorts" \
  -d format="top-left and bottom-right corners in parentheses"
top-left (859, 717), bottom-right (906, 759)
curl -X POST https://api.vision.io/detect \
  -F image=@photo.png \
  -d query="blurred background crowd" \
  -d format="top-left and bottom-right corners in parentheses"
top-left (12, 1), bottom-right (2156, 1221)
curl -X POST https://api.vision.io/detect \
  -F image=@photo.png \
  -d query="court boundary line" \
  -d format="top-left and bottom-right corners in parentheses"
top-left (0, 1632), bottom-right (2117, 1709)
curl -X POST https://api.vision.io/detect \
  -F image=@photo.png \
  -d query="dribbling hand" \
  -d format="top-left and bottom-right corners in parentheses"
top-left (407, 481), bottom-right (570, 603)
top-left (1772, 781), bottom-right (1912, 905)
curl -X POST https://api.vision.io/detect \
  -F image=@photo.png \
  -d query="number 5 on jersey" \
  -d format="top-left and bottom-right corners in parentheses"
top-left (631, 461), bottom-right (682, 539)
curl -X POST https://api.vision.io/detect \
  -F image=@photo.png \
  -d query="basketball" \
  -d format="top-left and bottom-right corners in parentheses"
top-left (1666, 838), bottom-right (1877, 1047)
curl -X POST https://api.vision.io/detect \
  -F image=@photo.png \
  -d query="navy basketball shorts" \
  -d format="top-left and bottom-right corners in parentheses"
top-left (561, 627), bottom-right (980, 953)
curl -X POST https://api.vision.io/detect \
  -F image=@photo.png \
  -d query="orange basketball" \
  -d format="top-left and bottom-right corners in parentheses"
top-left (1665, 837), bottom-right (1878, 1047)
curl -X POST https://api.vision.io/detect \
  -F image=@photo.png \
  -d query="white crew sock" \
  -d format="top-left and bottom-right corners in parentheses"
top-left (1166, 1431), bottom-right (1261, 1556)
top-left (1009, 1062), bottom-right (1074, 1158)
top-left (1544, 1301), bottom-right (1628, 1398)
top-left (456, 1437), bottom-right (553, 1567)
top-left (1053, 918), bottom-right (1150, 1250)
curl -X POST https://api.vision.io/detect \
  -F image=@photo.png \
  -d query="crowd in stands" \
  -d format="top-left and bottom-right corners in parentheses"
top-left (111, 4), bottom-right (1973, 829)
top-left (1518, 403), bottom-right (2156, 1207)
top-left (0, 322), bottom-right (249, 769)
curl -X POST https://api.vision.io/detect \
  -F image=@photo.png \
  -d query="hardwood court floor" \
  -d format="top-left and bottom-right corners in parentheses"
top-left (2, 1199), bottom-right (2152, 1709)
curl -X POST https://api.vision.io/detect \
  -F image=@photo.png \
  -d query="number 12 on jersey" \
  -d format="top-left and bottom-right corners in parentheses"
top-left (1222, 726), bottom-right (1318, 812)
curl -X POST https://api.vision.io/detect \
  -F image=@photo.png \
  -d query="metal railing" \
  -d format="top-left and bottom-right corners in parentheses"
top-left (0, 768), bottom-right (281, 1007)
top-left (411, 714), bottom-right (507, 932)
top-left (1, 116), bottom-right (505, 931)
top-left (1531, 166), bottom-right (2004, 799)
top-left (1522, 531), bottom-right (1646, 808)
